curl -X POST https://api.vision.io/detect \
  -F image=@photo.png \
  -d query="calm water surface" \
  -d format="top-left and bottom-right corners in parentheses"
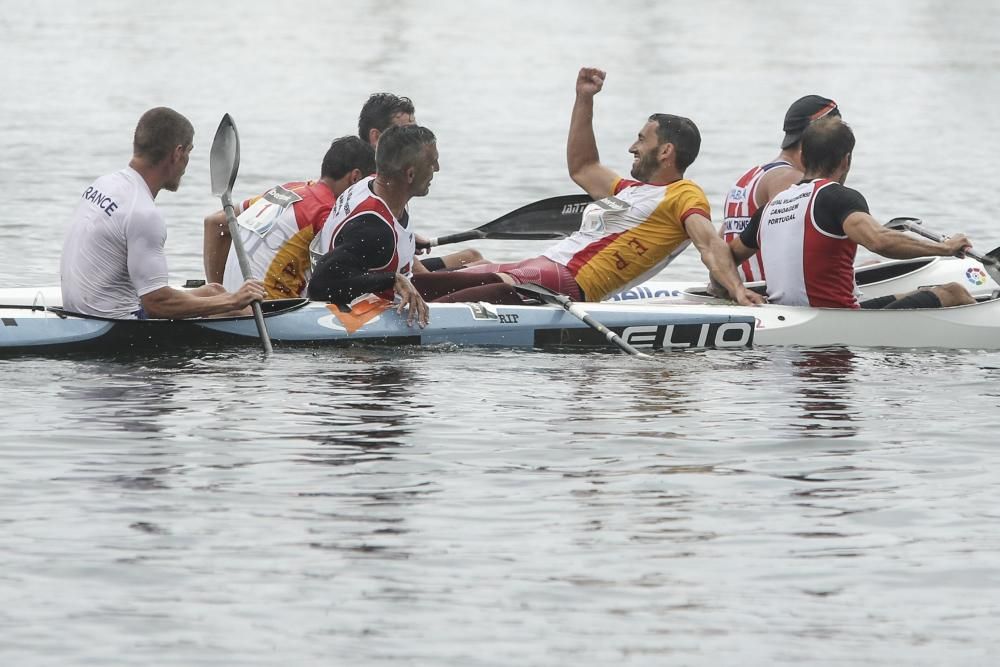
top-left (2, 1), bottom-right (1000, 664)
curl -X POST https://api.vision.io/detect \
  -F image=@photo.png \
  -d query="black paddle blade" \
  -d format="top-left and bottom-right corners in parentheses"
top-left (432, 193), bottom-right (593, 246)
top-left (210, 113), bottom-right (240, 197)
top-left (483, 194), bottom-right (592, 240)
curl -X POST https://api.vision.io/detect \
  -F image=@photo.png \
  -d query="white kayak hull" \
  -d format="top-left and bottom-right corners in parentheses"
top-left (609, 297), bottom-right (1000, 350)
top-left (0, 300), bottom-right (755, 354)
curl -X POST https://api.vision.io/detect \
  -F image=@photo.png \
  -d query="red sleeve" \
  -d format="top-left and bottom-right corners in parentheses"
top-left (612, 179), bottom-right (642, 195)
top-left (680, 207), bottom-right (711, 224)
top-left (239, 196), bottom-right (256, 213)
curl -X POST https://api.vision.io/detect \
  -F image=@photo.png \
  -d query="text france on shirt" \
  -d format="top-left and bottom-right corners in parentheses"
top-left (81, 186), bottom-right (119, 217)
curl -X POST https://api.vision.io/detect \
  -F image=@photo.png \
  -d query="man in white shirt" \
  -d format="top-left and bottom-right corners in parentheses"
top-left (61, 107), bottom-right (264, 319)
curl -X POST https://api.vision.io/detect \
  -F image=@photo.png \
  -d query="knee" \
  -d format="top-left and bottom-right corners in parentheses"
top-left (933, 282), bottom-right (975, 306)
top-left (461, 248), bottom-right (484, 264)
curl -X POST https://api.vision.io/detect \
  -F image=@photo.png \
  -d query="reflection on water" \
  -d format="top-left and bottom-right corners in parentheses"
top-left (788, 348), bottom-right (860, 439)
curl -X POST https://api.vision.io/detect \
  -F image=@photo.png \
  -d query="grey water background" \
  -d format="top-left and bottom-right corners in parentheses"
top-left (2, 1), bottom-right (1000, 664)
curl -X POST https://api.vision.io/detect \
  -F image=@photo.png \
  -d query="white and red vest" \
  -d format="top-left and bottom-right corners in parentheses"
top-left (757, 179), bottom-right (858, 308)
top-left (223, 181), bottom-right (333, 299)
top-left (721, 160), bottom-right (793, 282)
top-left (310, 176), bottom-right (415, 300)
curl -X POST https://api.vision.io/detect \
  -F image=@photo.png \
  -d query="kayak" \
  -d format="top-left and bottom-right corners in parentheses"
top-left (7, 256), bottom-right (992, 309)
top-left (606, 294), bottom-right (1000, 350)
top-left (607, 255), bottom-right (1000, 302)
top-left (0, 299), bottom-right (756, 355)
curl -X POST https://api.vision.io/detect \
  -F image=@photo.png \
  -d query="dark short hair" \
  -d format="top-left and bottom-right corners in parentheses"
top-left (321, 136), bottom-right (376, 180)
top-left (358, 93), bottom-right (416, 142)
top-left (801, 117), bottom-right (856, 175)
top-left (648, 114), bottom-right (701, 173)
top-left (132, 107), bottom-right (194, 164)
top-left (376, 124), bottom-right (436, 178)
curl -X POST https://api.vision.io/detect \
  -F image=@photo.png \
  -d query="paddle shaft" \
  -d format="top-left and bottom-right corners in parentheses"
top-left (894, 221), bottom-right (984, 260)
top-left (891, 218), bottom-right (1000, 283)
top-left (223, 191), bottom-right (273, 355)
top-left (564, 300), bottom-right (652, 358)
top-left (430, 229), bottom-right (484, 247)
top-left (514, 283), bottom-right (651, 357)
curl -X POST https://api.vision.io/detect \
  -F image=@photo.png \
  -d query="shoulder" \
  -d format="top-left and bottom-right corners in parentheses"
top-left (612, 178), bottom-right (643, 195)
top-left (816, 181), bottom-right (869, 210)
top-left (665, 179), bottom-right (709, 207)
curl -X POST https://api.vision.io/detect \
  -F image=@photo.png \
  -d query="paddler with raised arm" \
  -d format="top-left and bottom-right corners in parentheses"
top-left (458, 67), bottom-right (764, 306)
top-left (60, 107), bottom-right (264, 319)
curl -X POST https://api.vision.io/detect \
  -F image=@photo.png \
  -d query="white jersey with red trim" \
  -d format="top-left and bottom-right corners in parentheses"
top-left (721, 160), bottom-right (793, 282)
top-left (542, 178), bottom-right (710, 301)
top-left (310, 176), bottom-right (416, 282)
top-left (757, 179), bottom-right (859, 308)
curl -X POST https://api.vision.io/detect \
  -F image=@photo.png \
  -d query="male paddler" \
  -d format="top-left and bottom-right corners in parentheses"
top-left (307, 124), bottom-right (516, 327)
top-left (358, 92), bottom-right (487, 272)
top-left (728, 117), bottom-right (975, 309)
top-left (60, 107), bottom-right (265, 319)
top-left (458, 67), bottom-right (763, 306)
top-left (201, 135), bottom-right (376, 298)
top-left (720, 95), bottom-right (841, 282)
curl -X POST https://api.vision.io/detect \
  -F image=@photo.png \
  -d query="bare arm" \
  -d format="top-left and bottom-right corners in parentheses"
top-left (140, 280), bottom-right (265, 320)
top-left (843, 212), bottom-right (970, 259)
top-left (567, 67), bottom-right (620, 199)
top-left (756, 167), bottom-right (803, 208)
top-left (685, 213), bottom-right (764, 305)
top-left (709, 237), bottom-right (759, 297)
top-left (203, 209), bottom-right (231, 283)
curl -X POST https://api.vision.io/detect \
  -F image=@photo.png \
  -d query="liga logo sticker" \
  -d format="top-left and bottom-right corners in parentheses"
top-left (966, 267), bottom-right (988, 286)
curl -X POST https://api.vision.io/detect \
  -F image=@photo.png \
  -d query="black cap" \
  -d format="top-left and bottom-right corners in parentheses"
top-left (781, 95), bottom-right (840, 149)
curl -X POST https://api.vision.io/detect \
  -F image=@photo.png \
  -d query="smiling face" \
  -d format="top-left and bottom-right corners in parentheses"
top-left (628, 120), bottom-right (665, 182)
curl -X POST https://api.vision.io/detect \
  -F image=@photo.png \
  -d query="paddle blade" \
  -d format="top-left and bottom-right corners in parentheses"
top-left (209, 113), bottom-right (240, 197)
top-left (481, 194), bottom-right (592, 240)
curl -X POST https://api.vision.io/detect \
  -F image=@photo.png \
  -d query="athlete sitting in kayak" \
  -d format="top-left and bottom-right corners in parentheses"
top-left (359, 92), bottom-right (487, 272)
top-left (60, 107), bottom-right (265, 319)
top-left (307, 125), bottom-right (518, 327)
top-left (727, 117), bottom-right (975, 309)
top-left (458, 67), bottom-right (762, 306)
top-left (202, 136), bottom-right (376, 299)
top-left (721, 95), bottom-right (841, 283)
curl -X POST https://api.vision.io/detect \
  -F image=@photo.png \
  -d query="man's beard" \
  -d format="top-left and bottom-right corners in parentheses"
top-left (629, 150), bottom-right (658, 182)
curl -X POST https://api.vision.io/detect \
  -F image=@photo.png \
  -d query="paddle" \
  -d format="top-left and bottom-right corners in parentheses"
top-left (424, 194), bottom-right (592, 248)
top-left (514, 282), bottom-right (652, 358)
top-left (885, 217), bottom-right (1000, 285)
top-left (210, 113), bottom-right (273, 355)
